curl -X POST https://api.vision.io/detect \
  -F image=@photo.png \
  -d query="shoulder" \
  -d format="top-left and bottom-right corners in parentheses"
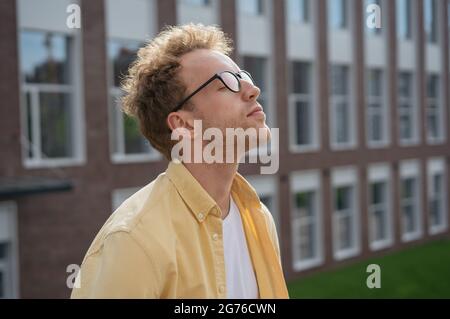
top-left (83, 172), bottom-right (178, 258)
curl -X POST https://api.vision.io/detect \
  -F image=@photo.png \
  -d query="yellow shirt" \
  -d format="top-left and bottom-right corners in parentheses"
top-left (71, 161), bottom-right (289, 299)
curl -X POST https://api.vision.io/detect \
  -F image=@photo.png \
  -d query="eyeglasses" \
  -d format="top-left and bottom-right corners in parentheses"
top-left (172, 70), bottom-right (254, 112)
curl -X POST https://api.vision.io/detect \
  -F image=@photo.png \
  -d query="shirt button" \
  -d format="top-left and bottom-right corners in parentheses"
top-left (212, 233), bottom-right (219, 241)
top-left (197, 213), bottom-right (204, 221)
top-left (219, 285), bottom-right (225, 294)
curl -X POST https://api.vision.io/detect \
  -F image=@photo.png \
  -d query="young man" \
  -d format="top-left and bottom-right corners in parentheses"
top-left (71, 24), bottom-right (288, 299)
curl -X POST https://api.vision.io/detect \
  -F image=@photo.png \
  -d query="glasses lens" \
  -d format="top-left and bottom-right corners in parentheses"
top-left (239, 71), bottom-right (254, 85)
top-left (220, 72), bottom-right (240, 92)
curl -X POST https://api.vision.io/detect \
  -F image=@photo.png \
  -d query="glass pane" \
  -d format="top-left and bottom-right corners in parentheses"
top-left (367, 69), bottom-right (382, 96)
top-left (433, 174), bottom-right (443, 194)
top-left (335, 101), bottom-right (349, 143)
top-left (300, 222), bottom-right (315, 259)
top-left (424, 0), bottom-right (438, 42)
top-left (243, 57), bottom-right (266, 93)
top-left (369, 109), bottom-right (382, 142)
top-left (403, 203), bottom-right (416, 233)
top-left (402, 178), bottom-right (415, 199)
top-left (371, 182), bottom-right (385, 205)
top-left (0, 271), bottom-right (3, 298)
top-left (295, 100), bottom-right (311, 145)
top-left (398, 72), bottom-right (412, 97)
top-left (337, 215), bottom-right (352, 250)
top-left (292, 62), bottom-right (311, 94)
top-left (295, 191), bottom-right (315, 218)
top-left (370, 208), bottom-right (386, 241)
top-left (24, 91), bottom-right (34, 159)
top-left (20, 31), bottom-right (71, 84)
top-left (396, 0), bottom-right (412, 39)
top-left (39, 92), bottom-right (73, 158)
top-left (399, 112), bottom-right (412, 140)
top-left (330, 65), bottom-right (348, 95)
top-left (336, 186), bottom-right (351, 211)
top-left (0, 243), bottom-right (8, 260)
top-left (181, 0), bottom-right (210, 5)
top-left (429, 198), bottom-right (441, 227)
top-left (426, 75), bottom-right (439, 98)
top-left (427, 111), bottom-right (438, 139)
top-left (108, 40), bottom-right (141, 88)
top-left (123, 114), bottom-right (150, 154)
top-left (287, 0), bottom-right (310, 23)
top-left (329, 0), bottom-right (348, 29)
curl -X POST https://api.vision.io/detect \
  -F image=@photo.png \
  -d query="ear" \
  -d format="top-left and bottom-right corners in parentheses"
top-left (167, 110), bottom-right (195, 139)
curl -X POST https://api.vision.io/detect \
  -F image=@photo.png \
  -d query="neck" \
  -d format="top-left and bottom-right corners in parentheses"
top-left (183, 162), bottom-right (238, 219)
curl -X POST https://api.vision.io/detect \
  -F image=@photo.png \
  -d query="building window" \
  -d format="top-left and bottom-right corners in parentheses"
top-left (365, 0), bottom-right (382, 35)
top-left (291, 171), bottom-right (322, 270)
top-left (293, 192), bottom-right (318, 260)
top-left (400, 161), bottom-right (422, 242)
top-left (401, 177), bottom-right (420, 240)
top-left (286, 0), bottom-right (310, 24)
top-left (242, 56), bottom-right (269, 123)
top-left (366, 69), bottom-right (387, 146)
top-left (427, 159), bottom-right (447, 234)
top-left (332, 167), bottom-right (359, 260)
top-left (238, 0), bottom-right (264, 16)
top-left (328, 0), bottom-right (348, 29)
top-left (369, 182), bottom-right (388, 243)
top-left (330, 65), bottom-right (353, 147)
top-left (368, 164), bottom-right (392, 250)
top-left (0, 202), bottom-right (18, 298)
top-left (396, 0), bottom-right (412, 40)
top-left (334, 186), bottom-right (355, 254)
top-left (397, 71), bottom-right (417, 143)
top-left (108, 40), bottom-right (158, 162)
top-left (180, 0), bottom-right (210, 5)
top-left (424, 0), bottom-right (438, 43)
top-left (246, 176), bottom-right (279, 234)
top-left (20, 31), bottom-right (80, 164)
top-left (426, 74), bottom-right (443, 142)
top-left (290, 61), bottom-right (316, 150)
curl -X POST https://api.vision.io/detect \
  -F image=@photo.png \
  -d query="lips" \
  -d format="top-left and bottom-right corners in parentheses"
top-left (247, 105), bottom-right (264, 117)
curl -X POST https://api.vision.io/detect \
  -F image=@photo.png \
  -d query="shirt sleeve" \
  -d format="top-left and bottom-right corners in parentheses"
top-left (260, 203), bottom-right (282, 264)
top-left (71, 231), bottom-right (162, 298)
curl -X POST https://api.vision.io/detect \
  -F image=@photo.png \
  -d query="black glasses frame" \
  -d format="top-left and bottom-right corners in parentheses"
top-left (172, 70), bottom-right (253, 112)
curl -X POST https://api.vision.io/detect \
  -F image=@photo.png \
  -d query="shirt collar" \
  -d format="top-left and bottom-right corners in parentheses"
top-left (165, 161), bottom-right (261, 223)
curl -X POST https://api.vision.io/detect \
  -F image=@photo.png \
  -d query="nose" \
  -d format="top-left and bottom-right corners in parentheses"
top-left (241, 80), bottom-right (260, 102)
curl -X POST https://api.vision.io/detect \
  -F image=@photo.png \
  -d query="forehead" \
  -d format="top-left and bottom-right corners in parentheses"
top-left (179, 49), bottom-right (239, 87)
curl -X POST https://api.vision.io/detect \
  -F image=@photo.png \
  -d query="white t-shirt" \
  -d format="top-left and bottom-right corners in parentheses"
top-left (222, 197), bottom-right (259, 299)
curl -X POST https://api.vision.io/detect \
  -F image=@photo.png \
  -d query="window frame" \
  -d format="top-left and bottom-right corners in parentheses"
top-left (367, 163), bottom-right (393, 251)
top-left (18, 29), bottom-right (85, 169)
top-left (0, 202), bottom-right (19, 299)
top-left (399, 160), bottom-right (423, 242)
top-left (425, 73), bottom-right (445, 144)
top-left (331, 167), bottom-right (360, 260)
top-left (290, 170), bottom-right (323, 271)
top-left (366, 68), bottom-right (389, 147)
top-left (106, 39), bottom-right (161, 164)
top-left (427, 158), bottom-right (448, 235)
top-left (329, 64), bottom-right (356, 150)
top-left (397, 71), bottom-right (419, 145)
top-left (289, 60), bottom-right (319, 152)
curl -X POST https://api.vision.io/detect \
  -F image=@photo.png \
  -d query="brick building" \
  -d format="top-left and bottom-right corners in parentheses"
top-left (0, 0), bottom-right (449, 298)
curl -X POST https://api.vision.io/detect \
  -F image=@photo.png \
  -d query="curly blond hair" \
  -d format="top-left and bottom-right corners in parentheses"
top-left (121, 23), bottom-right (233, 160)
